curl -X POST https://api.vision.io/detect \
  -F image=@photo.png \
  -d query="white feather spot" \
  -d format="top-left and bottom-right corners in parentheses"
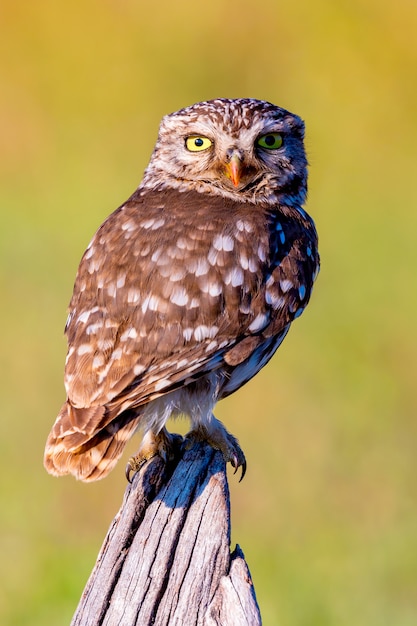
top-left (154, 378), bottom-right (171, 391)
top-left (176, 237), bottom-right (195, 250)
top-left (258, 245), bottom-right (267, 263)
top-left (140, 244), bottom-right (151, 257)
top-left (141, 217), bottom-right (165, 230)
top-left (208, 282), bottom-right (222, 297)
top-left (213, 234), bottom-right (234, 252)
top-left (170, 286), bottom-right (189, 306)
top-left (236, 219), bottom-right (253, 233)
top-left (112, 348), bottom-right (123, 360)
top-left (127, 288), bottom-right (141, 304)
top-left (151, 247), bottom-right (163, 263)
top-left (265, 291), bottom-right (286, 309)
top-left (97, 337), bottom-right (115, 351)
top-left (168, 267), bottom-right (187, 281)
top-left (133, 363), bottom-right (146, 376)
top-left (107, 282), bottom-right (117, 298)
top-left (121, 220), bottom-right (137, 232)
top-left (92, 355), bottom-right (105, 368)
top-left (86, 322), bottom-right (104, 335)
top-left (96, 362), bottom-right (112, 385)
top-left (208, 247), bottom-right (222, 266)
top-left (84, 246), bottom-right (95, 260)
top-left (280, 279), bottom-right (293, 293)
top-left (195, 258), bottom-right (210, 276)
top-left (225, 266), bottom-right (244, 287)
top-left (142, 294), bottom-right (162, 313)
top-left (183, 328), bottom-right (194, 341)
top-left (239, 253), bottom-right (249, 270)
top-left (239, 302), bottom-right (252, 314)
top-left (65, 312), bottom-right (74, 329)
top-left (65, 346), bottom-right (75, 363)
top-left (77, 344), bottom-right (94, 355)
top-left (248, 313), bottom-right (270, 333)
top-left (200, 279), bottom-right (222, 296)
top-left (153, 218), bottom-right (165, 230)
top-left (120, 327), bottom-right (138, 341)
top-left (88, 258), bottom-right (102, 274)
top-left (186, 257), bottom-right (210, 275)
top-left (77, 307), bottom-right (99, 324)
top-left (156, 252), bottom-right (171, 266)
top-left (167, 246), bottom-right (186, 260)
top-left (117, 274), bottom-right (126, 288)
top-left (194, 325), bottom-right (219, 341)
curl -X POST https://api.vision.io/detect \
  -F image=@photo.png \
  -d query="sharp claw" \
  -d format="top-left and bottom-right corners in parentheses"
top-left (125, 462), bottom-right (133, 483)
top-left (229, 453), bottom-right (246, 481)
top-left (239, 460), bottom-right (247, 482)
top-left (125, 457), bottom-right (146, 483)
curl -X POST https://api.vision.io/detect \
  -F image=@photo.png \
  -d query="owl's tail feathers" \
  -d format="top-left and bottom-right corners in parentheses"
top-left (44, 402), bottom-right (141, 482)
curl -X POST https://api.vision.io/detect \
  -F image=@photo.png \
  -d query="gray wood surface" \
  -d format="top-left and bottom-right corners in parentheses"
top-left (71, 442), bottom-right (261, 626)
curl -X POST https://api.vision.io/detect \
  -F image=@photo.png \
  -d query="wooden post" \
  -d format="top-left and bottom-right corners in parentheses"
top-left (71, 442), bottom-right (262, 626)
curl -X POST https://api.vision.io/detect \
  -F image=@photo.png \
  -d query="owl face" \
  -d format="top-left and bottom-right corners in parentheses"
top-left (143, 98), bottom-right (307, 206)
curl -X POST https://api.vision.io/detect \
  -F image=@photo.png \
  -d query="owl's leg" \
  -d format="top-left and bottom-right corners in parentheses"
top-left (125, 427), bottom-right (182, 482)
top-left (184, 416), bottom-right (247, 481)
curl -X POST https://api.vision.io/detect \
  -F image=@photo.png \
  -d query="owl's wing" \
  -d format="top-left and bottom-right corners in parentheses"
top-left (63, 189), bottom-right (317, 439)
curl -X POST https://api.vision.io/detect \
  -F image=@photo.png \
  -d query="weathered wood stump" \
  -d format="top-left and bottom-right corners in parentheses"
top-left (71, 442), bottom-right (262, 626)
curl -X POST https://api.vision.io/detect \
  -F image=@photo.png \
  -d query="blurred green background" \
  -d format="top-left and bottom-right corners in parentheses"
top-left (1, 1), bottom-right (416, 624)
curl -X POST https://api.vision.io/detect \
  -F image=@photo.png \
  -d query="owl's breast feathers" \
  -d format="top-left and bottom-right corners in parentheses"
top-left (64, 188), bottom-right (319, 425)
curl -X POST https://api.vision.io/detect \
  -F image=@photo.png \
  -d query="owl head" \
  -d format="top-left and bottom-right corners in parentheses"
top-left (142, 98), bottom-right (307, 206)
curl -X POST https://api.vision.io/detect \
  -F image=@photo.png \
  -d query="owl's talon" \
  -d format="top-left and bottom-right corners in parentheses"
top-left (185, 420), bottom-right (247, 481)
top-left (125, 428), bottom-right (182, 482)
top-left (125, 458), bottom-right (146, 483)
top-left (238, 460), bottom-right (247, 482)
top-left (231, 452), bottom-right (246, 482)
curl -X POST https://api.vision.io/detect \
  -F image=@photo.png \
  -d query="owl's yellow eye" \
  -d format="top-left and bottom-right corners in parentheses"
top-left (256, 133), bottom-right (283, 150)
top-left (185, 136), bottom-right (213, 152)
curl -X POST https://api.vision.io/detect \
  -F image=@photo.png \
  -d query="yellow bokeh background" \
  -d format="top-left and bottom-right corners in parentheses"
top-left (1, 1), bottom-right (416, 624)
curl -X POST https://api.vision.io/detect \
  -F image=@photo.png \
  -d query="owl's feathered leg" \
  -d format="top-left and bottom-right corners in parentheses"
top-left (125, 427), bottom-right (183, 482)
top-left (184, 416), bottom-right (247, 481)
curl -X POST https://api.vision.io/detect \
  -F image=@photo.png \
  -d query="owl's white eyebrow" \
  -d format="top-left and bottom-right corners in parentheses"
top-left (183, 132), bottom-right (214, 141)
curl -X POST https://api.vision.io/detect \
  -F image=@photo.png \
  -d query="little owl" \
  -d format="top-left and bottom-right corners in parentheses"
top-left (44, 98), bottom-right (320, 482)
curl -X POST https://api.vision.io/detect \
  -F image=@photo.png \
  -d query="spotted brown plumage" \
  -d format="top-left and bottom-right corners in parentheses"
top-left (44, 98), bottom-right (319, 481)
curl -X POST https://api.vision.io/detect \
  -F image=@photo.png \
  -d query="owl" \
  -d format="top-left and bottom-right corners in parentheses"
top-left (44, 98), bottom-right (319, 482)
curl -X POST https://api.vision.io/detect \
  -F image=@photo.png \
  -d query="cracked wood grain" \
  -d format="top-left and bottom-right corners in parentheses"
top-left (71, 442), bottom-right (261, 626)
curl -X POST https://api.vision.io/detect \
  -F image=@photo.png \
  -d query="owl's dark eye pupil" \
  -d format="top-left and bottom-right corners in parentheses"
top-left (194, 138), bottom-right (204, 147)
top-left (264, 135), bottom-right (275, 146)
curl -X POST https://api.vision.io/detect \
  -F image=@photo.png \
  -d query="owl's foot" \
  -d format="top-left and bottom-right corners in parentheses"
top-left (125, 427), bottom-right (182, 482)
top-left (184, 418), bottom-right (247, 481)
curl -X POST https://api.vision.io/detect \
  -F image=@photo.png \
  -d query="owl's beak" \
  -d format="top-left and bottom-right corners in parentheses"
top-left (224, 152), bottom-right (242, 187)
